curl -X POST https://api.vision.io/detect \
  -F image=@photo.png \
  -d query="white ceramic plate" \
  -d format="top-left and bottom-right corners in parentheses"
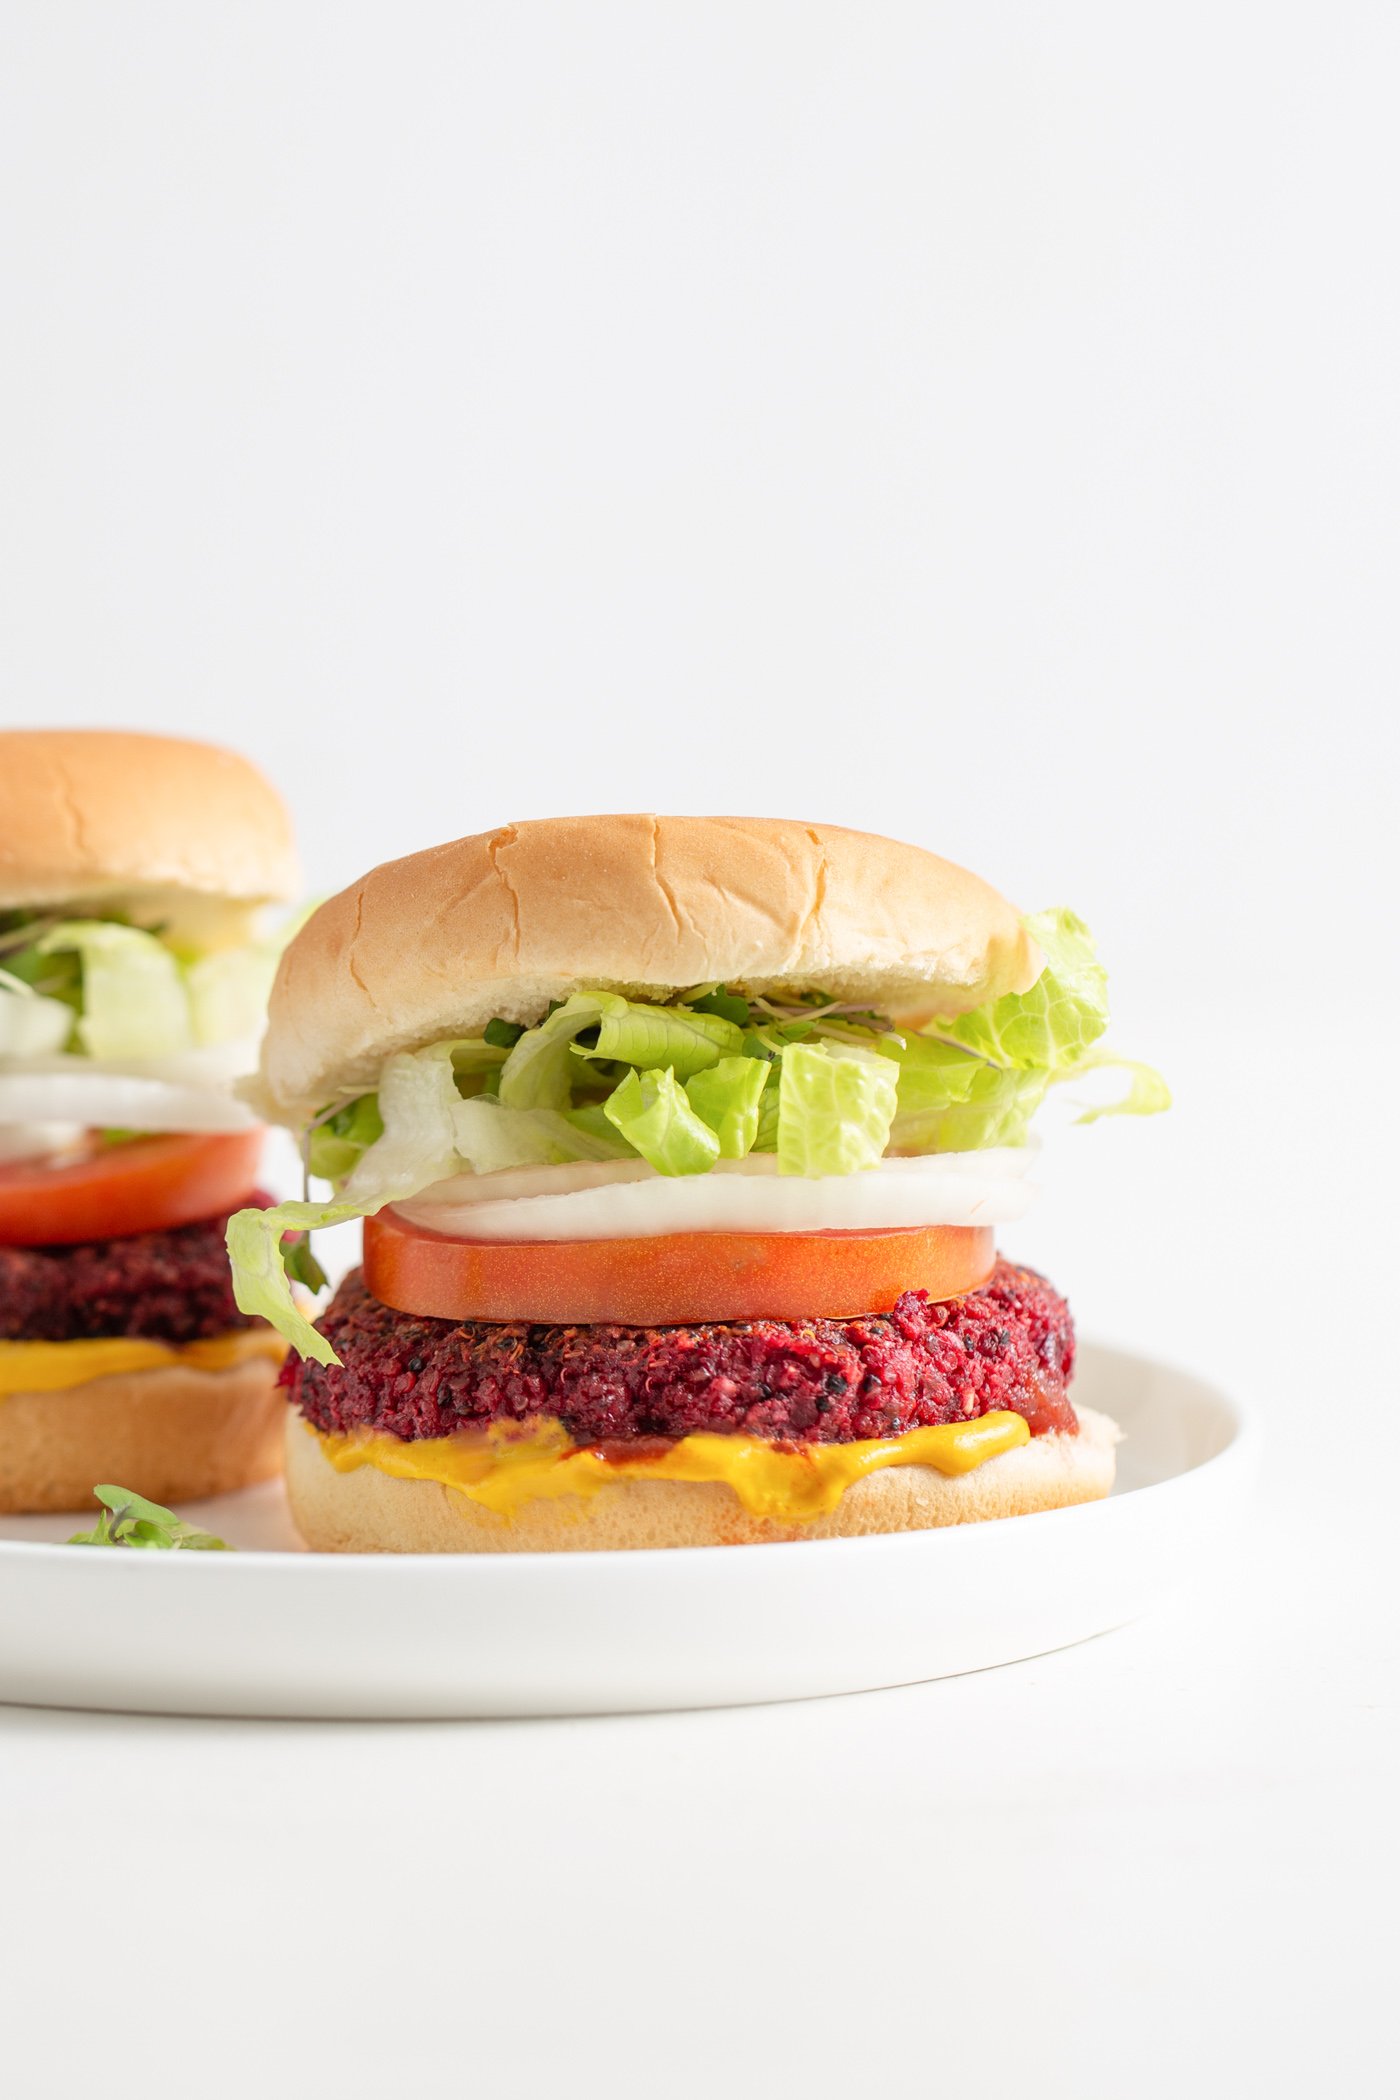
top-left (0, 1342), bottom-right (1254, 1718)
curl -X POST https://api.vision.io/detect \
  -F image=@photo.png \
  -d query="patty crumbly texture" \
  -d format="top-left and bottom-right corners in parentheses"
top-left (286, 1258), bottom-right (1077, 1447)
top-left (0, 1199), bottom-right (270, 1345)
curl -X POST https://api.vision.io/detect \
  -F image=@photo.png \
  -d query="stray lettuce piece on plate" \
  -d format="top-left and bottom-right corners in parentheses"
top-left (69, 1485), bottom-right (230, 1551)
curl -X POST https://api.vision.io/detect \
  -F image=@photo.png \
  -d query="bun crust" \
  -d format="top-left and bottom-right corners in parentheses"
top-left (0, 730), bottom-right (299, 916)
top-left (0, 1358), bottom-right (285, 1514)
top-left (256, 815), bottom-right (1040, 1123)
top-left (284, 1406), bottom-right (1119, 1552)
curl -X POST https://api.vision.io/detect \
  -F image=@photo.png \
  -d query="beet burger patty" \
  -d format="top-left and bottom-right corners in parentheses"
top-left (231, 815), bottom-right (1165, 1551)
top-left (288, 1259), bottom-right (1077, 1447)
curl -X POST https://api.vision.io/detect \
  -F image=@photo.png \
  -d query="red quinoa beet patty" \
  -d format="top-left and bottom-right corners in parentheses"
top-left (286, 1258), bottom-right (1077, 1447)
top-left (0, 1199), bottom-right (271, 1345)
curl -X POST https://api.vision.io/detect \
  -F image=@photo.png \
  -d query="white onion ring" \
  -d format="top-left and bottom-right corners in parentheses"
top-left (0, 1071), bottom-right (256, 1135)
top-left (12, 1040), bottom-right (261, 1084)
top-left (395, 1148), bottom-right (1038, 1242)
top-left (0, 1121), bottom-right (86, 1164)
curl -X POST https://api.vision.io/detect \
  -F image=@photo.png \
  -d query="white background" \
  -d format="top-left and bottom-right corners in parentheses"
top-left (1, 6), bottom-right (1396, 2096)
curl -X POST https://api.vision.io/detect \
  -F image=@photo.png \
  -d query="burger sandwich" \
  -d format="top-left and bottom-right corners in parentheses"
top-left (0, 730), bottom-right (300, 1511)
top-left (229, 815), bottom-right (1167, 1552)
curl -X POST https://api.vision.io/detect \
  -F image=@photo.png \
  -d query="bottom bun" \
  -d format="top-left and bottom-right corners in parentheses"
top-left (0, 1360), bottom-right (286, 1514)
top-left (285, 1406), bottom-right (1121, 1553)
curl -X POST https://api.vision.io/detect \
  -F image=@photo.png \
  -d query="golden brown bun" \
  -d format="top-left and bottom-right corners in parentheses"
top-left (0, 1358), bottom-right (285, 1514)
top-left (0, 729), bottom-right (300, 922)
top-left (254, 815), bottom-right (1040, 1123)
top-left (284, 1407), bottom-right (1119, 1553)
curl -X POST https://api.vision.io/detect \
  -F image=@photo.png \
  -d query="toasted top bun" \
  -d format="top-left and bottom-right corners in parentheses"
top-left (254, 815), bottom-right (1040, 1125)
top-left (0, 730), bottom-right (299, 930)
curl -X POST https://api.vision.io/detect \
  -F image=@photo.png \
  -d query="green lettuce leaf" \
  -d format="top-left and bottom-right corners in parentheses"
top-left (450, 1040), bottom-right (511, 1077)
top-left (339, 1044), bottom-right (462, 1204)
top-left (38, 922), bottom-right (192, 1059)
top-left (0, 977), bottom-right (75, 1056)
top-left (499, 991), bottom-right (743, 1110)
top-left (227, 1198), bottom-right (359, 1365)
top-left (231, 1042), bottom-right (473, 1362)
top-left (776, 1042), bottom-right (900, 1177)
top-left (896, 1064), bottom-right (1050, 1153)
top-left (603, 1068), bottom-right (721, 1175)
top-left (1054, 1052), bottom-right (1172, 1124)
top-left (69, 1484), bottom-right (230, 1551)
top-left (564, 1103), bottom-right (639, 1154)
top-left (684, 1055), bottom-right (769, 1158)
top-left (882, 1033), bottom-right (1058, 1149)
top-left (452, 1096), bottom-right (635, 1172)
top-left (583, 996), bottom-right (743, 1076)
top-left (689, 988), bottom-right (752, 1029)
top-left (0, 920), bottom-right (85, 1012)
top-left (185, 901), bottom-right (318, 1049)
top-left (750, 1066), bottom-right (782, 1152)
top-left (307, 1094), bottom-right (385, 1182)
top-left (496, 994), bottom-right (604, 1110)
top-left (184, 946), bottom-right (279, 1048)
top-left (938, 909), bottom-right (1109, 1071)
top-left (883, 1034), bottom-right (984, 1150)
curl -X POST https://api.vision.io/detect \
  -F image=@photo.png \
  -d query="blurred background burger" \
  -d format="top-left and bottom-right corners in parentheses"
top-left (0, 729), bottom-right (300, 1511)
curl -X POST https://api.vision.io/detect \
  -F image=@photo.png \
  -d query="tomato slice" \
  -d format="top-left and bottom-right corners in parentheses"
top-left (363, 1207), bottom-right (996, 1327)
top-left (0, 1131), bottom-right (265, 1246)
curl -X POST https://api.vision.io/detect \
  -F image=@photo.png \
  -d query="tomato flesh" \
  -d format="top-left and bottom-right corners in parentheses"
top-left (363, 1206), bottom-right (996, 1327)
top-left (0, 1131), bottom-right (265, 1246)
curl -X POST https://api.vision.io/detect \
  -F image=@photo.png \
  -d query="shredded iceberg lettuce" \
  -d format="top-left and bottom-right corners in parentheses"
top-left (38, 923), bottom-right (193, 1060)
top-left (232, 909), bottom-right (1168, 1358)
top-left (579, 995), bottom-right (744, 1077)
top-left (936, 909), bottom-right (1109, 1070)
top-left (185, 944), bottom-right (280, 1049)
top-left (603, 1068), bottom-right (722, 1175)
top-left (226, 1198), bottom-right (361, 1365)
top-left (307, 1094), bottom-right (385, 1182)
top-left (453, 1096), bottom-right (634, 1172)
top-left (684, 1056), bottom-right (769, 1159)
top-left (0, 976), bottom-right (75, 1057)
top-left (229, 1044), bottom-right (477, 1364)
top-left (776, 1042), bottom-right (901, 1177)
top-left (498, 990), bottom-right (743, 1110)
top-left (1, 905), bottom-right (305, 1066)
top-left (1055, 1051), bottom-right (1173, 1124)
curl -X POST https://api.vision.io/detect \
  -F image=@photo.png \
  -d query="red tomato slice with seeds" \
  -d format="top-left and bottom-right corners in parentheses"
top-left (363, 1206), bottom-right (995, 1326)
top-left (0, 1131), bottom-right (264, 1246)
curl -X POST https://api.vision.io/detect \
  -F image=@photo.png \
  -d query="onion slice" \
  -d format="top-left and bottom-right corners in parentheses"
top-left (0, 1070), bottom-right (257, 1136)
top-left (394, 1148), bottom-right (1039, 1242)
